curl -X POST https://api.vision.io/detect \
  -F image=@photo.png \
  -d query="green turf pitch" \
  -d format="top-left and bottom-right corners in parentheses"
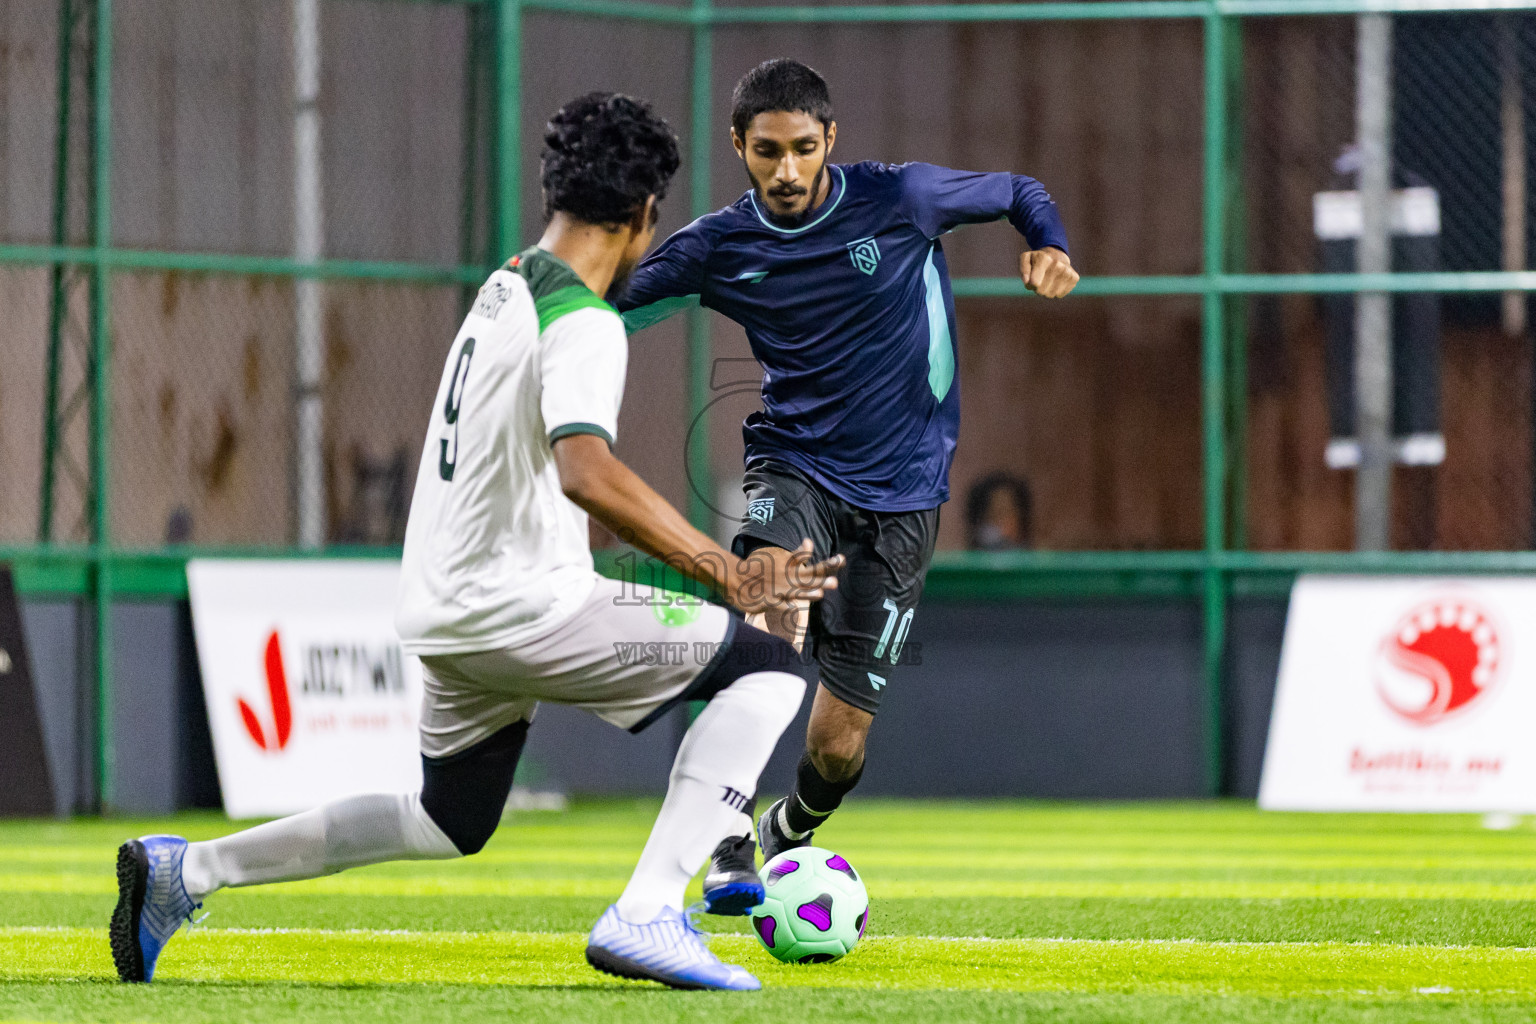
top-left (2, 802), bottom-right (1535, 1023)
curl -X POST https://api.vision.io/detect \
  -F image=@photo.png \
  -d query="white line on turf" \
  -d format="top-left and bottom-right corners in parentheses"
top-left (910, 934), bottom-right (1536, 952)
top-left (5, 925), bottom-right (1533, 953)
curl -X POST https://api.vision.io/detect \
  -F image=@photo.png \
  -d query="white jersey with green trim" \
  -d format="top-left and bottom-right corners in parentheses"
top-left (396, 247), bottom-right (628, 655)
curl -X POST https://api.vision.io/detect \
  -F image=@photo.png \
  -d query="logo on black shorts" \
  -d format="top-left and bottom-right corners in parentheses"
top-left (748, 498), bottom-right (776, 524)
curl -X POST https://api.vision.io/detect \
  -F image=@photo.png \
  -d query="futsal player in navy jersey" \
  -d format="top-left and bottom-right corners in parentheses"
top-left (616, 59), bottom-right (1078, 905)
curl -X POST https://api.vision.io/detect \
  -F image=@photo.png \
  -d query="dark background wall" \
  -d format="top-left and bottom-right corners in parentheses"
top-left (14, 593), bottom-right (1289, 815)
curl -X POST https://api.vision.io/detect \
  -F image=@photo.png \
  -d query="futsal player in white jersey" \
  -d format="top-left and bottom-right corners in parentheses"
top-left (110, 93), bottom-right (841, 993)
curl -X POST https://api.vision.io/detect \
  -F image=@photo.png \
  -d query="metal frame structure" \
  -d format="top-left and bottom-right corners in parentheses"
top-left (7, 0), bottom-right (1536, 807)
top-left (38, 0), bottom-right (97, 548)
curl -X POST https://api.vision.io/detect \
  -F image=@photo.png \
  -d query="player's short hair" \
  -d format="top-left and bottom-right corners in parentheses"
top-left (541, 92), bottom-right (680, 227)
top-left (730, 59), bottom-right (834, 138)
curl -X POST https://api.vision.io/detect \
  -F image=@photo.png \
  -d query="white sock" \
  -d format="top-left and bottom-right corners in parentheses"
top-left (180, 792), bottom-right (461, 902)
top-left (615, 670), bottom-right (805, 923)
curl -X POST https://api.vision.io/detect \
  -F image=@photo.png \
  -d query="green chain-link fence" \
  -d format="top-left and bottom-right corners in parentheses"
top-left (8, 0), bottom-right (1536, 804)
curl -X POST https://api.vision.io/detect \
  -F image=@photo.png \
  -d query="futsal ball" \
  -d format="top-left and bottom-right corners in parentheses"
top-left (749, 847), bottom-right (869, 963)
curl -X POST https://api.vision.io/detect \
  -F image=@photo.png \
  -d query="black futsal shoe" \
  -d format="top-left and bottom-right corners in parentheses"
top-left (701, 834), bottom-right (763, 916)
top-left (756, 797), bottom-right (813, 863)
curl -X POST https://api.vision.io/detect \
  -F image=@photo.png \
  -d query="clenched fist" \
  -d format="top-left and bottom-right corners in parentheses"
top-left (1020, 247), bottom-right (1078, 298)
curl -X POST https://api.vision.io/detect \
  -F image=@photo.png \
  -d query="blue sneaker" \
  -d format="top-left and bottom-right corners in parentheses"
top-left (701, 834), bottom-right (763, 916)
top-left (110, 835), bottom-right (200, 982)
top-left (585, 904), bottom-right (760, 991)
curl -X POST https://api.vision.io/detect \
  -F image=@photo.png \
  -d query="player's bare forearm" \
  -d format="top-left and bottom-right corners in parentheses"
top-left (1020, 246), bottom-right (1079, 298)
top-left (553, 434), bottom-right (731, 585)
top-left (551, 434), bottom-right (842, 614)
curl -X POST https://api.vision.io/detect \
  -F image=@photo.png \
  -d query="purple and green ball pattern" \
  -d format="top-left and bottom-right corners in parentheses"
top-left (749, 847), bottom-right (870, 964)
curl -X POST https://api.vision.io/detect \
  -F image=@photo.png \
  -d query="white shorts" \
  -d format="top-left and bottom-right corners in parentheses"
top-left (416, 577), bottom-right (736, 759)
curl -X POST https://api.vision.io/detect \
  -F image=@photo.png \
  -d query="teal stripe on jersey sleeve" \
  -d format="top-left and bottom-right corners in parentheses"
top-left (621, 294), bottom-right (699, 335)
top-left (536, 285), bottom-right (617, 333)
top-left (548, 421), bottom-right (614, 447)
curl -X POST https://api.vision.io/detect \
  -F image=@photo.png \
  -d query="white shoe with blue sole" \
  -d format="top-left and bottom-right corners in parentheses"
top-left (111, 835), bottom-right (200, 982)
top-left (585, 904), bottom-right (761, 991)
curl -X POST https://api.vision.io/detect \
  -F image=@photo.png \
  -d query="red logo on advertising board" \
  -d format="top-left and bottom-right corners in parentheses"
top-left (1375, 598), bottom-right (1500, 726)
top-left (238, 631), bottom-right (293, 751)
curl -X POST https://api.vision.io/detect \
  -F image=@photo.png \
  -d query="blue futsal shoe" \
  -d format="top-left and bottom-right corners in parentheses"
top-left (111, 835), bottom-right (201, 982)
top-left (701, 834), bottom-right (764, 916)
top-left (585, 904), bottom-right (760, 991)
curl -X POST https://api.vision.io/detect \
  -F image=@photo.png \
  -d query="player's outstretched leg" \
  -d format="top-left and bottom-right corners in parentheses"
top-left (701, 598), bottom-right (807, 913)
top-left (110, 723), bottom-right (522, 982)
top-left (111, 790), bottom-right (465, 982)
top-left (758, 684), bottom-right (871, 861)
top-left (586, 667), bottom-right (804, 990)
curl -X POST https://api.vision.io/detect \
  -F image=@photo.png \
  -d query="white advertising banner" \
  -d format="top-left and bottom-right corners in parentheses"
top-left (187, 559), bottom-right (423, 819)
top-left (1260, 575), bottom-right (1536, 812)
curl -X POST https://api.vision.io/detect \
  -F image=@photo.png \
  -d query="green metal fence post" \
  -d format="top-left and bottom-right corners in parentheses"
top-left (496, 0), bottom-right (523, 264)
top-left (686, 0), bottom-right (714, 531)
top-left (1222, 15), bottom-right (1249, 553)
top-left (1201, 2), bottom-right (1229, 798)
top-left (91, 0), bottom-right (114, 811)
top-left (40, 0), bottom-right (78, 544)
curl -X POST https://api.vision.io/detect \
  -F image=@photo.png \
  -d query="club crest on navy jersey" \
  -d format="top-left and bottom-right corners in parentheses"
top-left (846, 236), bottom-right (881, 275)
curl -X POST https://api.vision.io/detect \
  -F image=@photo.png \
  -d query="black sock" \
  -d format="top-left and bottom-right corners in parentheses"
top-left (420, 720), bottom-right (529, 855)
top-left (783, 753), bottom-right (862, 836)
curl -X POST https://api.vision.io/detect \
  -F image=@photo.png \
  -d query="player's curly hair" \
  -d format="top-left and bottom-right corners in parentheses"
top-left (541, 92), bottom-right (680, 227)
top-left (730, 59), bottom-right (834, 138)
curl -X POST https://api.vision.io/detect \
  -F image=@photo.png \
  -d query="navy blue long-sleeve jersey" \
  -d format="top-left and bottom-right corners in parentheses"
top-left (616, 160), bottom-right (1069, 512)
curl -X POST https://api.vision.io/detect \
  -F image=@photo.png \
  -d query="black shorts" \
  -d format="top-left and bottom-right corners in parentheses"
top-left (731, 460), bottom-right (939, 715)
